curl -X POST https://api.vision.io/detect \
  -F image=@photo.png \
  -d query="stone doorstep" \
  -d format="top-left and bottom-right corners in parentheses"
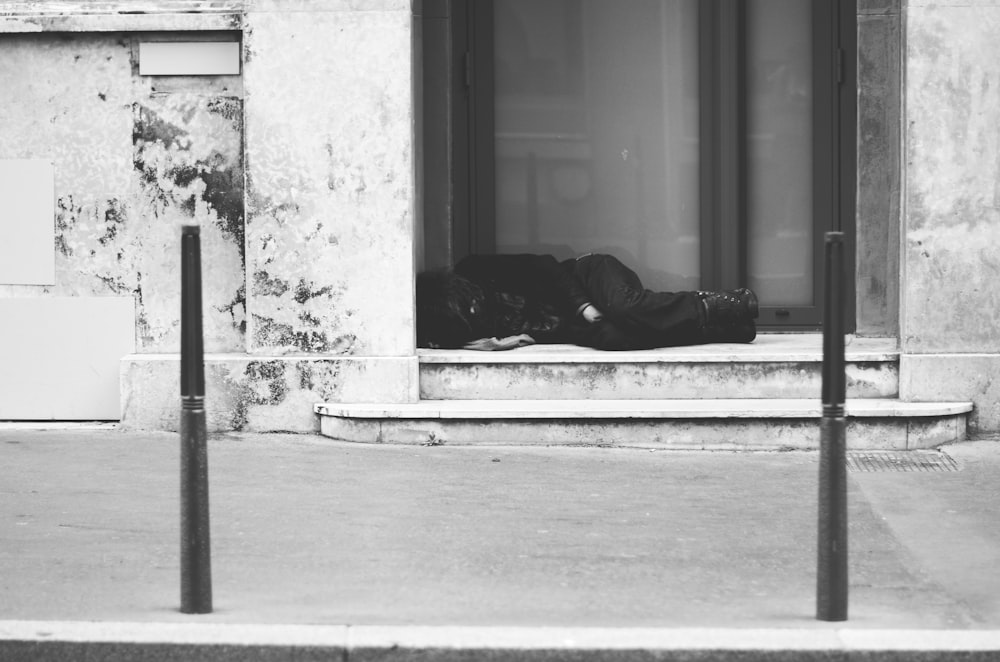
top-left (316, 337), bottom-right (969, 449)
top-left (417, 335), bottom-right (902, 401)
top-left (315, 399), bottom-right (972, 420)
top-left (314, 399), bottom-right (972, 450)
top-left (419, 362), bottom-right (900, 400)
top-left (416, 334), bottom-right (899, 364)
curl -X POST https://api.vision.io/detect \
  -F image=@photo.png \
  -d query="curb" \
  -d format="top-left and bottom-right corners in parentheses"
top-left (2, 622), bottom-right (1000, 661)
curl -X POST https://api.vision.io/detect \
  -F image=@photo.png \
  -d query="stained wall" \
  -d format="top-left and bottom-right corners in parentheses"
top-left (0, 1), bottom-right (418, 431)
top-left (243, 1), bottom-right (415, 357)
top-left (900, 0), bottom-right (1000, 431)
top-left (0, 33), bottom-right (246, 351)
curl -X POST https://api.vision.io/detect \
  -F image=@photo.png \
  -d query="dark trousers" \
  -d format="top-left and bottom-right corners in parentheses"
top-left (566, 254), bottom-right (704, 350)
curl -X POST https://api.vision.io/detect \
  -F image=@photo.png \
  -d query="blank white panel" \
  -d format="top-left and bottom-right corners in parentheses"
top-left (139, 41), bottom-right (241, 76)
top-left (0, 297), bottom-right (135, 420)
top-left (0, 159), bottom-right (54, 285)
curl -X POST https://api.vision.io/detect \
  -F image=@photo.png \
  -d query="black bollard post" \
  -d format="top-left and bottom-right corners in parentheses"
top-left (817, 231), bottom-right (848, 621)
top-left (180, 223), bottom-right (212, 614)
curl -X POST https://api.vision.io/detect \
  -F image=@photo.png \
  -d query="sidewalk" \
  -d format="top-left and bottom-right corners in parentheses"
top-left (2, 427), bottom-right (1000, 659)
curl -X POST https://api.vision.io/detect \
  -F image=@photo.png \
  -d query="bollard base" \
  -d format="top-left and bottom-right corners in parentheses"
top-left (180, 404), bottom-right (212, 615)
top-left (816, 414), bottom-right (847, 622)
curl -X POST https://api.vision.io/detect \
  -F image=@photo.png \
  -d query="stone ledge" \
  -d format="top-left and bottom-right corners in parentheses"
top-left (121, 354), bottom-right (417, 433)
top-left (315, 399), bottom-right (970, 450)
top-left (418, 334), bottom-right (899, 364)
top-left (316, 398), bottom-right (972, 420)
top-left (317, 417), bottom-right (966, 451)
top-left (420, 359), bottom-right (900, 400)
top-left (900, 353), bottom-right (1000, 433)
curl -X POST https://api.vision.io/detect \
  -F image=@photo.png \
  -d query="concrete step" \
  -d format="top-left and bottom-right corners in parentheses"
top-left (419, 334), bottom-right (900, 400)
top-left (315, 398), bottom-right (972, 451)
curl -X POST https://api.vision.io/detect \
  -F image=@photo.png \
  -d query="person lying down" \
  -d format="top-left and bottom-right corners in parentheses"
top-left (416, 253), bottom-right (759, 351)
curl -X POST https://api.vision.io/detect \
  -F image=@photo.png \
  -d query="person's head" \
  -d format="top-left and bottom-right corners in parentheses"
top-left (416, 270), bottom-right (489, 348)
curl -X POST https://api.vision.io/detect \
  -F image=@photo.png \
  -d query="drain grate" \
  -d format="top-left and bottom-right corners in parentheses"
top-left (846, 450), bottom-right (960, 473)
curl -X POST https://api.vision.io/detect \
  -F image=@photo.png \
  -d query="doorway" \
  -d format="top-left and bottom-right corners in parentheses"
top-left (420, 0), bottom-right (856, 330)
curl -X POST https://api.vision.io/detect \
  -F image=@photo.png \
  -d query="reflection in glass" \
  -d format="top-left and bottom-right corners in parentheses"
top-left (494, 0), bottom-right (700, 292)
top-left (746, 0), bottom-right (813, 305)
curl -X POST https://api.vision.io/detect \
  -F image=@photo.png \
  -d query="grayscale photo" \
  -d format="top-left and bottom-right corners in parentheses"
top-left (1, 1), bottom-right (999, 660)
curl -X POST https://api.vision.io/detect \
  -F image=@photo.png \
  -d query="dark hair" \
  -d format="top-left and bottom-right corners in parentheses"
top-left (416, 270), bottom-right (488, 348)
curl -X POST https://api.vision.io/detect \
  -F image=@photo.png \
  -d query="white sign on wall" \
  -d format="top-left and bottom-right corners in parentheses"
top-left (139, 41), bottom-right (241, 76)
top-left (0, 297), bottom-right (136, 420)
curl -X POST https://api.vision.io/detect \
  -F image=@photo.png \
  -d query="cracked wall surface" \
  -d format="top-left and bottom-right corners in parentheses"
top-left (903, 2), bottom-right (1000, 354)
top-left (243, 5), bottom-right (414, 357)
top-left (0, 32), bottom-right (246, 353)
top-left (1, 3), bottom-right (417, 429)
top-left (131, 92), bottom-right (246, 351)
top-left (122, 354), bottom-right (417, 432)
top-left (901, 0), bottom-right (1000, 431)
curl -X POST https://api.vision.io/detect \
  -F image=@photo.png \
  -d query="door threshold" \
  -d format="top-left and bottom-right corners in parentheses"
top-left (417, 333), bottom-right (898, 364)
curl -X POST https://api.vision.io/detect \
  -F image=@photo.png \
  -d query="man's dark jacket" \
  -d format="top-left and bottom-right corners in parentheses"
top-left (454, 253), bottom-right (588, 344)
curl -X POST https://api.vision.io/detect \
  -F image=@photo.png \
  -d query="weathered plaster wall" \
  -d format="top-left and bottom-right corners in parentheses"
top-left (0, 33), bottom-right (245, 353)
top-left (856, 0), bottom-right (901, 337)
top-left (122, 354), bottom-right (416, 432)
top-left (243, 1), bottom-right (415, 358)
top-left (901, 0), bottom-right (1000, 431)
top-left (128, 0), bottom-right (422, 432)
top-left (2, 0), bottom-right (419, 431)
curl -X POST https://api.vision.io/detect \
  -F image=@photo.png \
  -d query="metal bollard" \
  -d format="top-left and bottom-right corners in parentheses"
top-left (180, 223), bottom-right (213, 614)
top-left (817, 231), bottom-right (848, 621)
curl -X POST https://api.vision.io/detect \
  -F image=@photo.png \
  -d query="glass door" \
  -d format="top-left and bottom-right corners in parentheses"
top-left (449, 0), bottom-right (855, 329)
top-left (493, 0), bottom-right (701, 292)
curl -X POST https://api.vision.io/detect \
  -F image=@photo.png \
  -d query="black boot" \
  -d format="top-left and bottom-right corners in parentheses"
top-left (698, 288), bottom-right (759, 326)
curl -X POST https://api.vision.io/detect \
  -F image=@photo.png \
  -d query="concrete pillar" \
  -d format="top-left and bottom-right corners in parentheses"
top-left (899, 0), bottom-right (1000, 432)
top-left (243, 0), bottom-right (416, 358)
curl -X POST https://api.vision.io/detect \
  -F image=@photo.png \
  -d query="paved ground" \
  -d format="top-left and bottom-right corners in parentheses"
top-left (2, 427), bottom-right (1000, 658)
